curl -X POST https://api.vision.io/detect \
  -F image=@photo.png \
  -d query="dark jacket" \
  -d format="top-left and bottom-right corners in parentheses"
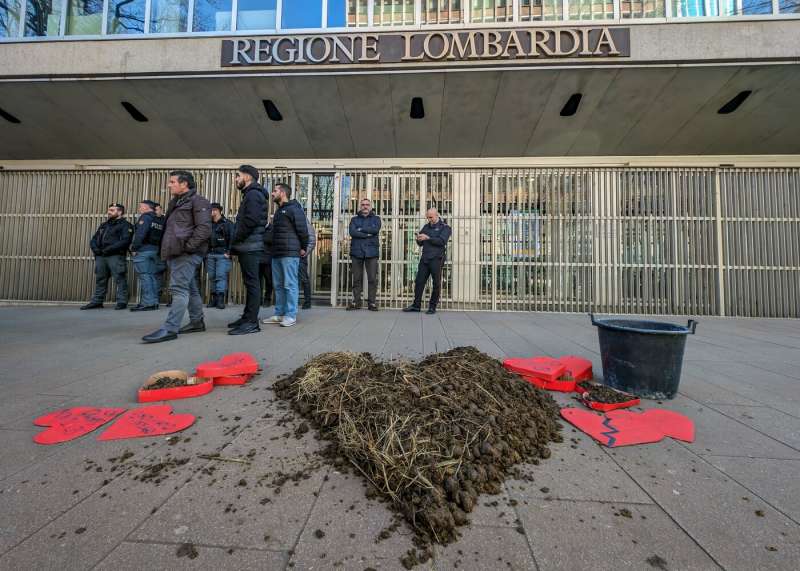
top-left (416, 218), bottom-right (452, 261)
top-left (262, 221), bottom-right (274, 261)
top-left (231, 182), bottom-right (266, 254)
top-left (349, 211), bottom-right (381, 259)
top-left (131, 211), bottom-right (164, 253)
top-left (269, 199), bottom-right (309, 258)
top-left (160, 188), bottom-right (212, 261)
top-left (209, 216), bottom-right (234, 255)
top-left (90, 217), bottom-right (134, 257)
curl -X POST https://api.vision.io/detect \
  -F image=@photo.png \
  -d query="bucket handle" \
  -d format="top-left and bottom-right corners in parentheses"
top-left (589, 313), bottom-right (598, 326)
top-left (687, 319), bottom-right (698, 334)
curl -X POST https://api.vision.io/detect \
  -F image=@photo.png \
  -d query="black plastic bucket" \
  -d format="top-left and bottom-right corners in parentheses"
top-left (590, 314), bottom-right (698, 400)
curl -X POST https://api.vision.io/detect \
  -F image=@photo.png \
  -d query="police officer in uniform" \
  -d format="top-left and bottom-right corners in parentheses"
top-left (403, 207), bottom-right (452, 315)
top-left (81, 203), bottom-right (134, 310)
top-left (130, 200), bottom-right (164, 312)
top-left (153, 203), bottom-right (168, 303)
top-left (206, 203), bottom-right (234, 309)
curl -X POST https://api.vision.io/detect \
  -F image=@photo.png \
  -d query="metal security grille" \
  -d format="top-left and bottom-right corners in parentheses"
top-left (1, 166), bottom-right (799, 317)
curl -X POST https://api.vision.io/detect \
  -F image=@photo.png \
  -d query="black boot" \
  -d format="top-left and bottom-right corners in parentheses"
top-left (80, 301), bottom-right (103, 310)
top-left (142, 329), bottom-right (177, 344)
top-left (179, 319), bottom-right (206, 333)
top-left (206, 294), bottom-right (217, 309)
top-left (216, 293), bottom-right (226, 310)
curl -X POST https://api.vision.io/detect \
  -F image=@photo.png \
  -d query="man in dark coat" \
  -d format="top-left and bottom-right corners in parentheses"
top-left (403, 208), bottom-right (451, 315)
top-left (261, 182), bottom-right (308, 328)
top-left (142, 170), bottom-right (212, 343)
top-left (206, 203), bottom-right (234, 310)
top-left (81, 203), bottom-right (134, 310)
top-left (227, 165), bottom-right (267, 335)
top-left (347, 198), bottom-right (381, 311)
top-left (130, 199), bottom-right (164, 312)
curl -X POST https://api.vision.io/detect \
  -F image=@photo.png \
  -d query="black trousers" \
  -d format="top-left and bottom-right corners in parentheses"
top-left (298, 256), bottom-right (312, 304)
top-left (352, 256), bottom-right (378, 305)
top-left (259, 256), bottom-right (273, 305)
top-left (238, 251), bottom-right (262, 323)
top-left (91, 255), bottom-right (128, 304)
top-left (413, 257), bottom-right (444, 309)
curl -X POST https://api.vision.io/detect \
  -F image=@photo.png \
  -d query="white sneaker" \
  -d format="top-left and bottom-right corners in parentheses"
top-left (280, 317), bottom-right (297, 327)
top-left (262, 315), bottom-right (283, 324)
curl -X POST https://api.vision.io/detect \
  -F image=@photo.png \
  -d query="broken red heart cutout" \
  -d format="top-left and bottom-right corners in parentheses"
top-left (97, 405), bottom-right (195, 441)
top-left (195, 352), bottom-right (258, 378)
top-left (33, 407), bottom-right (126, 445)
top-left (561, 408), bottom-right (695, 447)
top-left (503, 357), bottom-right (566, 383)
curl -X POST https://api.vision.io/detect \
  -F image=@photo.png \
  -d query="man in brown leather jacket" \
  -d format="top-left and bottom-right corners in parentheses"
top-left (142, 170), bottom-right (212, 343)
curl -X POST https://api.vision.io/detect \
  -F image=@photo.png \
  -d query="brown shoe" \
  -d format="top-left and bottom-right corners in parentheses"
top-left (346, 302), bottom-right (362, 311)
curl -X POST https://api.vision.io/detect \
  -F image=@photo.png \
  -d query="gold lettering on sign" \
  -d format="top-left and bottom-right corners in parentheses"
top-left (594, 27), bottom-right (621, 56)
top-left (254, 39), bottom-right (272, 64)
top-left (448, 32), bottom-right (479, 60)
top-left (295, 37), bottom-right (308, 63)
top-left (330, 36), bottom-right (356, 63)
top-left (401, 33), bottom-right (424, 61)
top-left (230, 38), bottom-right (254, 65)
top-left (579, 28), bottom-right (593, 57)
top-left (306, 36), bottom-right (332, 63)
top-left (554, 29), bottom-right (580, 57)
top-left (502, 30), bottom-right (524, 58)
top-left (482, 31), bottom-right (503, 58)
top-left (271, 37), bottom-right (297, 64)
top-left (423, 32), bottom-right (450, 60)
top-left (529, 30), bottom-right (553, 57)
top-left (360, 34), bottom-right (380, 62)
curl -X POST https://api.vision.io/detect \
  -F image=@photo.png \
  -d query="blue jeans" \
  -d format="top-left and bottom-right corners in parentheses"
top-left (272, 256), bottom-right (300, 320)
top-left (133, 249), bottom-right (160, 307)
top-left (206, 253), bottom-right (232, 294)
top-left (163, 254), bottom-right (204, 333)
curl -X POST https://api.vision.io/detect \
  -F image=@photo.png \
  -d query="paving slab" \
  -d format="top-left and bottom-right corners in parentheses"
top-left (705, 404), bottom-right (800, 451)
top-left (517, 499), bottom-right (721, 571)
top-left (95, 541), bottom-right (287, 571)
top-left (607, 441), bottom-right (800, 570)
top-left (288, 470), bottom-right (417, 570)
top-left (705, 456), bottom-right (800, 524)
top-left (433, 525), bottom-right (536, 571)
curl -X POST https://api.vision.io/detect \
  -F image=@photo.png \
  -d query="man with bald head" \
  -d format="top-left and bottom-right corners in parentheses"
top-left (403, 207), bottom-right (452, 315)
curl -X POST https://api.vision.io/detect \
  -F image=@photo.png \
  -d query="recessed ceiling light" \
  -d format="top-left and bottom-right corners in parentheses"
top-left (410, 97), bottom-right (425, 119)
top-left (263, 100), bottom-right (283, 121)
top-left (121, 101), bottom-right (148, 122)
top-left (718, 91), bottom-right (752, 115)
top-left (560, 93), bottom-right (582, 117)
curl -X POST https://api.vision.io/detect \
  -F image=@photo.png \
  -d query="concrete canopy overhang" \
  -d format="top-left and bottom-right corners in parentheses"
top-left (1, 19), bottom-right (799, 161)
top-left (1, 63), bottom-right (800, 161)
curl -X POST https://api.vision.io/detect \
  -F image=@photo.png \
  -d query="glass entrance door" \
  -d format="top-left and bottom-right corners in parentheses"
top-left (294, 173), bottom-right (335, 298)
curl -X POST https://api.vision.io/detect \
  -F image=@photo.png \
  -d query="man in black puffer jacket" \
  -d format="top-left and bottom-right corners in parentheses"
top-left (81, 203), bottom-right (134, 310)
top-left (227, 165), bottom-right (267, 335)
top-left (262, 182), bottom-right (308, 328)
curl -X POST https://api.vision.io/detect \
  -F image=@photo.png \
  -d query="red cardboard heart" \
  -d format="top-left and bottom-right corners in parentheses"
top-left (560, 408), bottom-right (694, 448)
top-left (503, 357), bottom-right (566, 383)
top-left (33, 407), bottom-right (126, 445)
top-left (97, 405), bottom-right (195, 441)
top-left (557, 355), bottom-right (593, 381)
top-left (195, 352), bottom-right (258, 378)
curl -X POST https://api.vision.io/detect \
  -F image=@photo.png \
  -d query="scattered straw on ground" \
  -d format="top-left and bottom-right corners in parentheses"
top-left (274, 346), bottom-right (562, 555)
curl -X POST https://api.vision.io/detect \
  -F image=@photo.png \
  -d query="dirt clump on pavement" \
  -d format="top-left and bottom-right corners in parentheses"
top-left (577, 381), bottom-right (636, 404)
top-left (274, 346), bottom-right (561, 555)
top-left (143, 376), bottom-right (189, 390)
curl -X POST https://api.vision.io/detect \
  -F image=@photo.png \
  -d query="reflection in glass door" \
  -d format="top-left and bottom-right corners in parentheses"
top-left (294, 173), bottom-right (335, 298)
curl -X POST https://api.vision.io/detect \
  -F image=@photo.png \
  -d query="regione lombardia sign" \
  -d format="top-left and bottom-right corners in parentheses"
top-left (221, 27), bottom-right (630, 67)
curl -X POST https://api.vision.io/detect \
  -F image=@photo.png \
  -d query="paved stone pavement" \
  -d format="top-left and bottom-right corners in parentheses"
top-left (0, 305), bottom-right (799, 570)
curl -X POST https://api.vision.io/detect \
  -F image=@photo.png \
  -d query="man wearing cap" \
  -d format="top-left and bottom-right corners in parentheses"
top-left (206, 203), bottom-right (234, 309)
top-left (227, 165), bottom-right (267, 335)
top-left (142, 170), bottom-right (212, 343)
top-left (81, 203), bottom-right (134, 310)
top-left (129, 200), bottom-right (164, 312)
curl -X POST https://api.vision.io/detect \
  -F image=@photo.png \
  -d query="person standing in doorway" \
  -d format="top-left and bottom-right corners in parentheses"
top-left (347, 198), bottom-right (381, 311)
top-left (228, 165), bottom-right (267, 335)
top-left (130, 199), bottom-right (164, 312)
top-left (262, 182), bottom-right (308, 328)
top-left (298, 217), bottom-right (316, 310)
top-left (81, 203), bottom-right (134, 310)
top-left (142, 171), bottom-right (211, 343)
top-left (206, 202), bottom-right (234, 310)
top-left (403, 208), bottom-right (451, 315)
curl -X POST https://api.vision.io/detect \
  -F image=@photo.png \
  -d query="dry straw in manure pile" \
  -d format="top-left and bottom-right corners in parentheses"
top-left (274, 347), bottom-right (562, 554)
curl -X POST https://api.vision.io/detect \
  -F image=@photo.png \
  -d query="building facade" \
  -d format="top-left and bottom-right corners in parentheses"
top-left (1, 1), bottom-right (800, 316)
